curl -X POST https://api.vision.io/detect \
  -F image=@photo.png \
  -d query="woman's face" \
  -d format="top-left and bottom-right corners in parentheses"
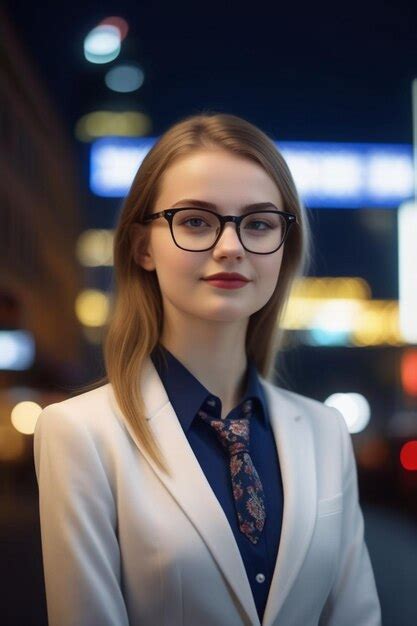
top-left (133, 148), bottom-right (286, 325)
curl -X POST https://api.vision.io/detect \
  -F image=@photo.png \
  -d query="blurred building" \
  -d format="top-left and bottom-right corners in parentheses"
top-left (0, 7), bottom-right (85, 389)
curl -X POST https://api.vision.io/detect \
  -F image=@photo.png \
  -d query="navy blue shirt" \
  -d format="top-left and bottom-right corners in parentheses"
top-left (150, 343), bottom-right (284, 623)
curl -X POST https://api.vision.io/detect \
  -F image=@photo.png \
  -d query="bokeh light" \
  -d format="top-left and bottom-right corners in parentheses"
top-left (324, 392), bottom-right (371, 433)
top-left (75, 289), bottom-right (110, 327)
top-left (84, 24), bottom-right (121, 64)
top-left (11, 401), bottom-right (43, 435)
top-left (76, 229), bottom-right (114, 266)
top-left (400, 440), bottom-right (417, 471)
top-left (401, 349), bottom-right (417, 396)
top-left (99, 16), bottom-right (129, 40)
top-left (105, 64), bottom-right (145, 93)
top-left (75, 111), bottom-right (151, 142)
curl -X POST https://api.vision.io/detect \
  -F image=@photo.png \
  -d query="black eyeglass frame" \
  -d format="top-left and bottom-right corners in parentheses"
top-left (136, 207), bottom-right (298, 255)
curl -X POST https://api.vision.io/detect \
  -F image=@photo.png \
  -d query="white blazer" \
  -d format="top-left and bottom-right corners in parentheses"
top-left (34, 355), bottom-right (382, 626)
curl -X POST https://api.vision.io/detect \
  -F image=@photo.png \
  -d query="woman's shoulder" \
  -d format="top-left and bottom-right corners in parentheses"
top-left (260, 377), bottom-right (348, 450)
top-left (261, 376), bottom-right (343, 423)
top-left (35, 383), bottom-right (121, 441)
top-left (33, 384), bottom-right (129, 497)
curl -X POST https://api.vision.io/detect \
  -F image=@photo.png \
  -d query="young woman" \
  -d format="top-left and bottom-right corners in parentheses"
top-left (34, 112), bottom-right (381, 626)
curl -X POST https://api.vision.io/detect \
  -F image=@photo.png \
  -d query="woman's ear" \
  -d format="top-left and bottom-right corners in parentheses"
top-left (130, 223), bottom-right (155, 271)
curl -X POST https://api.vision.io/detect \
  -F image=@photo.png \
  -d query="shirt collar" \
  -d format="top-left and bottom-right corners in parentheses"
top-left (150, 343), bottom-right (269, 433)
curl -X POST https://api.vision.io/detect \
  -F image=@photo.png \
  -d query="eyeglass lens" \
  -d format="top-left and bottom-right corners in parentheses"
top-left (172, 208), bottom-right (286, 253)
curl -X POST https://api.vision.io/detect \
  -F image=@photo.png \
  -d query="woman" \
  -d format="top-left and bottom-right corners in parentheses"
top-left (34, 112), bottom-right (382, 626)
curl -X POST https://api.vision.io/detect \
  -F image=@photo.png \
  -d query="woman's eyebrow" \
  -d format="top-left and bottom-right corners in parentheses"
top-left (170, 199), bottom-right (279, 213)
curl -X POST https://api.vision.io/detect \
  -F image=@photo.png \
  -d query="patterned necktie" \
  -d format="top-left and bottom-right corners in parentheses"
top-left (197, 397), bottom-right (266, 545)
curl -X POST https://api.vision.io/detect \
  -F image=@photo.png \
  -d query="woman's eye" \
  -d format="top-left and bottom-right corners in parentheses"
top-left (247, 220), bottom-right (271, 229)
top-left (184, 219), bottom-right (206, 227)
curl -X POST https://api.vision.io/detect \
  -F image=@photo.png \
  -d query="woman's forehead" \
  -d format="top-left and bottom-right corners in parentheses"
top-left (157, 151), bottom-right (283, 206)
top-left (163, 149), bottom-right (266, 177)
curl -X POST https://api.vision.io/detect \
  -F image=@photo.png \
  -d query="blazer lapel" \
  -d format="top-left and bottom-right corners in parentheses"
top-left (108, 356), bottom-right (260, 625)
top-left (108, 357), bottom-right (317, 626)
top-left (259, 377), bottom-right (317, 626)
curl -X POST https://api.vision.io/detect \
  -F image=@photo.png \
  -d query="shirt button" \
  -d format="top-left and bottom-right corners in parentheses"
top-left (207, 398), bottom-right (216, 407)
top-left (255, 573), bottom-right (265, 583)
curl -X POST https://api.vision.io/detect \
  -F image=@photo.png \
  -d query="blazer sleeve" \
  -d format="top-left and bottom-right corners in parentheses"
top-left (319, 409), bottom-right (382, 626)
top-left (33, 403), bottom-right (130, 626)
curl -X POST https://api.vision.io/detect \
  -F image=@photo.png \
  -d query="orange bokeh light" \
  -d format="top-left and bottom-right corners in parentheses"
top-left (401, 349), bottom-right (417, 396)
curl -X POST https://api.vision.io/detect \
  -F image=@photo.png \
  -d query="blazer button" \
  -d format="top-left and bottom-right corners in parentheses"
top-left (255, 573), bottom-right (265, 583)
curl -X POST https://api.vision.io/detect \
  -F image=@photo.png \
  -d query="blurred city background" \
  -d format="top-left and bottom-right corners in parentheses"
top-left (1, 1), bottom-right (417, 625)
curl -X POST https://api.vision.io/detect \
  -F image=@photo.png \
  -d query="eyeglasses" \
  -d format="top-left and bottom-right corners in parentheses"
top-left (136, 207), bottom-right (298, 254)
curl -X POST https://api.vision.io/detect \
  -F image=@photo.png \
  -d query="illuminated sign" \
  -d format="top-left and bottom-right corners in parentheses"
top-left (90, 137), bottom-right (413, 208)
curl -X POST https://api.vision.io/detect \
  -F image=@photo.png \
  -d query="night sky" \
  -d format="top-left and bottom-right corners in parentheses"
top-left (4, 0), bottom-right (417, 142)
top-left (3, 0), bottom-right (416, 298)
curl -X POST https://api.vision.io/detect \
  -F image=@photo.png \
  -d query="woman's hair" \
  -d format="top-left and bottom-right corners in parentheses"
top-left (74, 111), bottom-right (313, 476)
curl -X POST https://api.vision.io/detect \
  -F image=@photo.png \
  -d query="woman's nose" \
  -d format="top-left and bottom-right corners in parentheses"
top-left (214, 223), bottom-right (244, 250)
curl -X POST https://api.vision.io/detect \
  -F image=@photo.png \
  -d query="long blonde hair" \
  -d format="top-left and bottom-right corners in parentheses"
top-left (75, 111), bottom-right (313, 476)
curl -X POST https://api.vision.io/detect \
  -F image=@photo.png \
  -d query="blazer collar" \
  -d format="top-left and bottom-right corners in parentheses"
top-left (108, 356), bottom-right (318, 626)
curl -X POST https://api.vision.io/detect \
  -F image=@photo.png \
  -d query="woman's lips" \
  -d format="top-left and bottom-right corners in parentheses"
top-left (204, 278), bottom-right (249, 289)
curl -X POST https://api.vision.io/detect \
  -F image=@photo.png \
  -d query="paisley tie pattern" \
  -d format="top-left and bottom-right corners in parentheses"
top-left (197, 397), bottom-right (266, 545)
